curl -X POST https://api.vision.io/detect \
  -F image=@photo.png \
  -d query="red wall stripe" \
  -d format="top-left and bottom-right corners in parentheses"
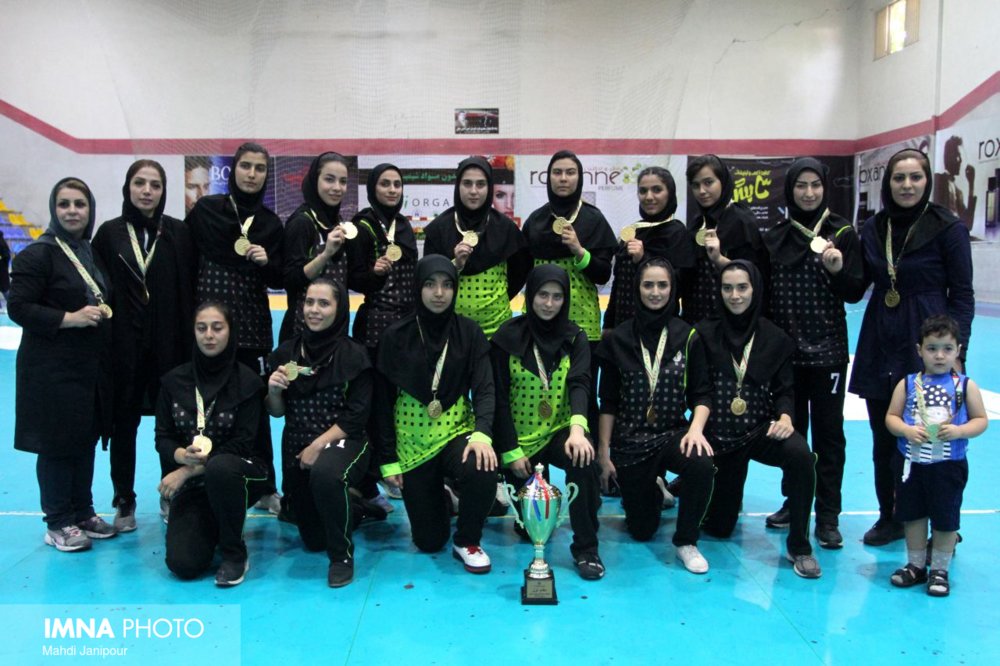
top-left (1, 72), bottom-right (996, 156)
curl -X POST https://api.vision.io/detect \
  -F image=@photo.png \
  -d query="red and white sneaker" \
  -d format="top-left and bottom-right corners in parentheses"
top-left (452, 544), bottom-right (491, 574)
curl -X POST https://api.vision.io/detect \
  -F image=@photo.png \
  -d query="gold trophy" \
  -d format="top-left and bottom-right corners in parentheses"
top-left (504, 464), bottom-right (579, 605)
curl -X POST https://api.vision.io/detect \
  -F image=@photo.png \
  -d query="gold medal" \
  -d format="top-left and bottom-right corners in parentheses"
top-left (385, 244), bottom-right (403, 262)
top-left (695, 227), bottom-right (707, 246)
top-left (730, 396), bottom-right (747, 416)
top-left (98, 303), bottom-right (113, 319)
top-left (620, 225), bottom-right (637, 242)
top-left (646, 405), bottom-right (657, 424)
top-left (885, 289), bottom-right (901, 308)
top-left (552, 217), bottom-right (569, 234)
top-left (538, 400), bottom-right (553, 419)
top-left (341, 221), bottom-right (358, 240)
top-left (427, 399), bottom-right (443, 419)
top-left (285, 362), bottom-right (300, 381)
top-left (462, 230), bottom-right (479, 248)
top-left (234, 236), bottom-right (251, 256)
top-left (192, 434), bottom-right (213, 456)
top-left (810, 236), bottom-right (828, 254)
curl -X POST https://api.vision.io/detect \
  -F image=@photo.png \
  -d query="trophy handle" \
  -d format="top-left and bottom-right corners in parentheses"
top-left (557, 482), bottom-right (579, 528)
top-left (503, 483), bottom-right (525, 529)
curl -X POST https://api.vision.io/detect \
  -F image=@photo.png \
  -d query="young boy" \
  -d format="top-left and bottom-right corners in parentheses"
top-left (884, 315), bottom-right (987, 597)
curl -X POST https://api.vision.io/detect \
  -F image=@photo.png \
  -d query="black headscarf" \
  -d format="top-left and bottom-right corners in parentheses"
top-left (698, 260), bottom-right (792, 386)
top-left (192, 306), bottom-right (240, 404)
top-left (378, 255), bottom-right (478, 407)
top-left (638, 168), bottom-right (678, 222)
top-left (39, 177), bottom-right (105, 292)
top-left (874, 148), bottom-right (955, 256)
top-left (523, 151), bottom-right (617, 261)
top-left (122, 160), bottom-right (166, 237)
top-left (301, 152), bottom-right (345, 228)
top-left (546, 150), bottom-right (584, 217)
top-left (634, 258), bottom-right (678, 350)
top-left (422, 157), bottom-right (526, 275)
top-left (358, 163), bottom-right (418, 258)
top-left (492, 264), bottom-right (579, 372)
top-left (689, 154), bottom-right (735, 228)
top-left (454, 156), bottom-right (494, 228)
top-left (189, 145), bottom-right (283, 268)
top-left (764, 157), bottom-right (851, 265)
top-left (269, 279), bottom-right (370, 396)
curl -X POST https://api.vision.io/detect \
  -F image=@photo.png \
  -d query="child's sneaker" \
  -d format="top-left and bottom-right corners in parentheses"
top-left (44, 525), bottom-right (92, 552)
top-left (77, 516), bottom-right (118, 539)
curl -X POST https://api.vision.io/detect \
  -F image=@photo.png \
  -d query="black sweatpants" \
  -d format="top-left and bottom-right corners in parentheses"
top-left (237, 348), bottom-right (277, 496)
top-left (284, 439), bottom-right (371, 562)
top-left (782, 364), bottom-right (847, 526)
top-left (109, 346), bottom-right (158, 508)
top-left (866, 398), bottom-right (897, 523)
top-left (616, 435), bottom-right (715, 547)
top-left (402, 435), bottom-right (496, 552)
top-left (165, 454), bottom-right (267, 579)
top-left (703, 429), bottom-right (816, 556)
top-left (502, 428), bottom-right (601, 557)
top-left (37, 450), bottom-right (97, 530)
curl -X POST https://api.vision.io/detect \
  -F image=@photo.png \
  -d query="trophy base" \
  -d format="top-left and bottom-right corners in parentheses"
top-left (521, 568), bottom-right (558, 605)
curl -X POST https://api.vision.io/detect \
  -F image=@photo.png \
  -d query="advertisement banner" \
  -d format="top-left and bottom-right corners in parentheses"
top-left (854, 136), bottom-right (932, 231)
top-left (183, 155), bottom-right (276, 216)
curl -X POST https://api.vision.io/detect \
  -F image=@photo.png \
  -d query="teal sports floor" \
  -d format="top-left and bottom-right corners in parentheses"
top-left (0, 303), bottom-right (998, 665)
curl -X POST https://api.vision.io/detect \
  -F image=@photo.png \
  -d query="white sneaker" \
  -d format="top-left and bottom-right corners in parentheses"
top-left (676, 545), bottom-right (709, 574)
top-left (253, 492), bottom-right (282, 516)
top-left (452, 544), bottom-right (491, 574)
top-left (656, 476), bottom-right (676, 509)
top-left (494, 482), bottom-right (510, 508)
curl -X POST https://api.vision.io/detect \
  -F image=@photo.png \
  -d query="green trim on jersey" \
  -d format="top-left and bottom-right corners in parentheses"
top-left (532, 257), bottom-right (601, 340)
top-left (455, 262), bottom-right (511, 338)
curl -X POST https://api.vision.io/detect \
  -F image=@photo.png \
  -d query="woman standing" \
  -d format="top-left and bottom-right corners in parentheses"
top-left (424, 156), bottom-right (530, 338)
top-left (187, 142), bottom-right (283, 512)
top-left (157, 302), bottom-right (266, 586)
top-left (279, 152), bottom-right (352, 343)
top-left (597, 258), bottom-right (715, 573)
top-left (849, 148), bottom-right (974, 547)
top-left (92, 160), bottom-right (196, 532)
top-left (376, 256), bottom-right (497, 573)
top-left (266, 278), bottom-right (376, 587)
top-left (347, 163), bottom-right (418, 350)
top-left (697, 261), bottom-right (820, 579)
top-left (492, 265), bottom-right (604, 579)
top-left (682, 154), bottom-right (767, 324)
top-left (760, 158), bottom-right (866, 548)
top-left (604, 166), bottom-right (696, 332)
top-left (10, 177), bottom-right (116, 551)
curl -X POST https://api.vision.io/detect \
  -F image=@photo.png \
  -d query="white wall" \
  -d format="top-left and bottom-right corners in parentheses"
top-left (0, 0), bottom-right (861, 141)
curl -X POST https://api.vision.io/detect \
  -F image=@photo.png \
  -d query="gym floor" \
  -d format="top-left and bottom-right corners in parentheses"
top-left (0, 303), bottom-right (997, 665)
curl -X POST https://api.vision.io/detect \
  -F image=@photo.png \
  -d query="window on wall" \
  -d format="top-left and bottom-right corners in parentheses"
top-left (875, 0), bottom-right (920, 59)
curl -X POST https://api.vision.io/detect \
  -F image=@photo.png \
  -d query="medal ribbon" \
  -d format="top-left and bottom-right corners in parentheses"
top-left (553, 199), bottom-right (583, 226)
top-left (454, 211), bottom-right (480, 245)
top-left (884, 207), bottom-right (925, 297)
top-left (622, 217), bottom-right (673, 240)
top-left (417, 320), bottom-right (449, 406)
top-left (230, 196), bottom-right (255, 239)
top-left (789, 209), bottom-right (830, 242)
top-left (730, 334), bottom-right (756, 397)
top-left (194, 387), bottom-right (216, 437)
top-left (531, 344), bottom-right (551, 393)
top-left (306, 208), bottom-right (335, 232)
top-left (903, 371), bottom-right (961, 479)
top-left (54, 237), bottom-right (108, 307)
top-left (640, 327), bottom-right (669, 408)
top-left (126, 223), bottom-right (158, 276)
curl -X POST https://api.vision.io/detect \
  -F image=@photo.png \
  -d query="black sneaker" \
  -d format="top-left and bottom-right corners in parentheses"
top-left (765, 505), bottom-right (790, 529)
top-left (215, 559), bottom-right (249, 587)
top-left (574, 551), bottom-right (606, 580)
top-left (863, 519), bottom-right (904, 546)
top-left (816, 523), bottom-right (843, 550)
top-left (328, 559), bottom-right (354, 588)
